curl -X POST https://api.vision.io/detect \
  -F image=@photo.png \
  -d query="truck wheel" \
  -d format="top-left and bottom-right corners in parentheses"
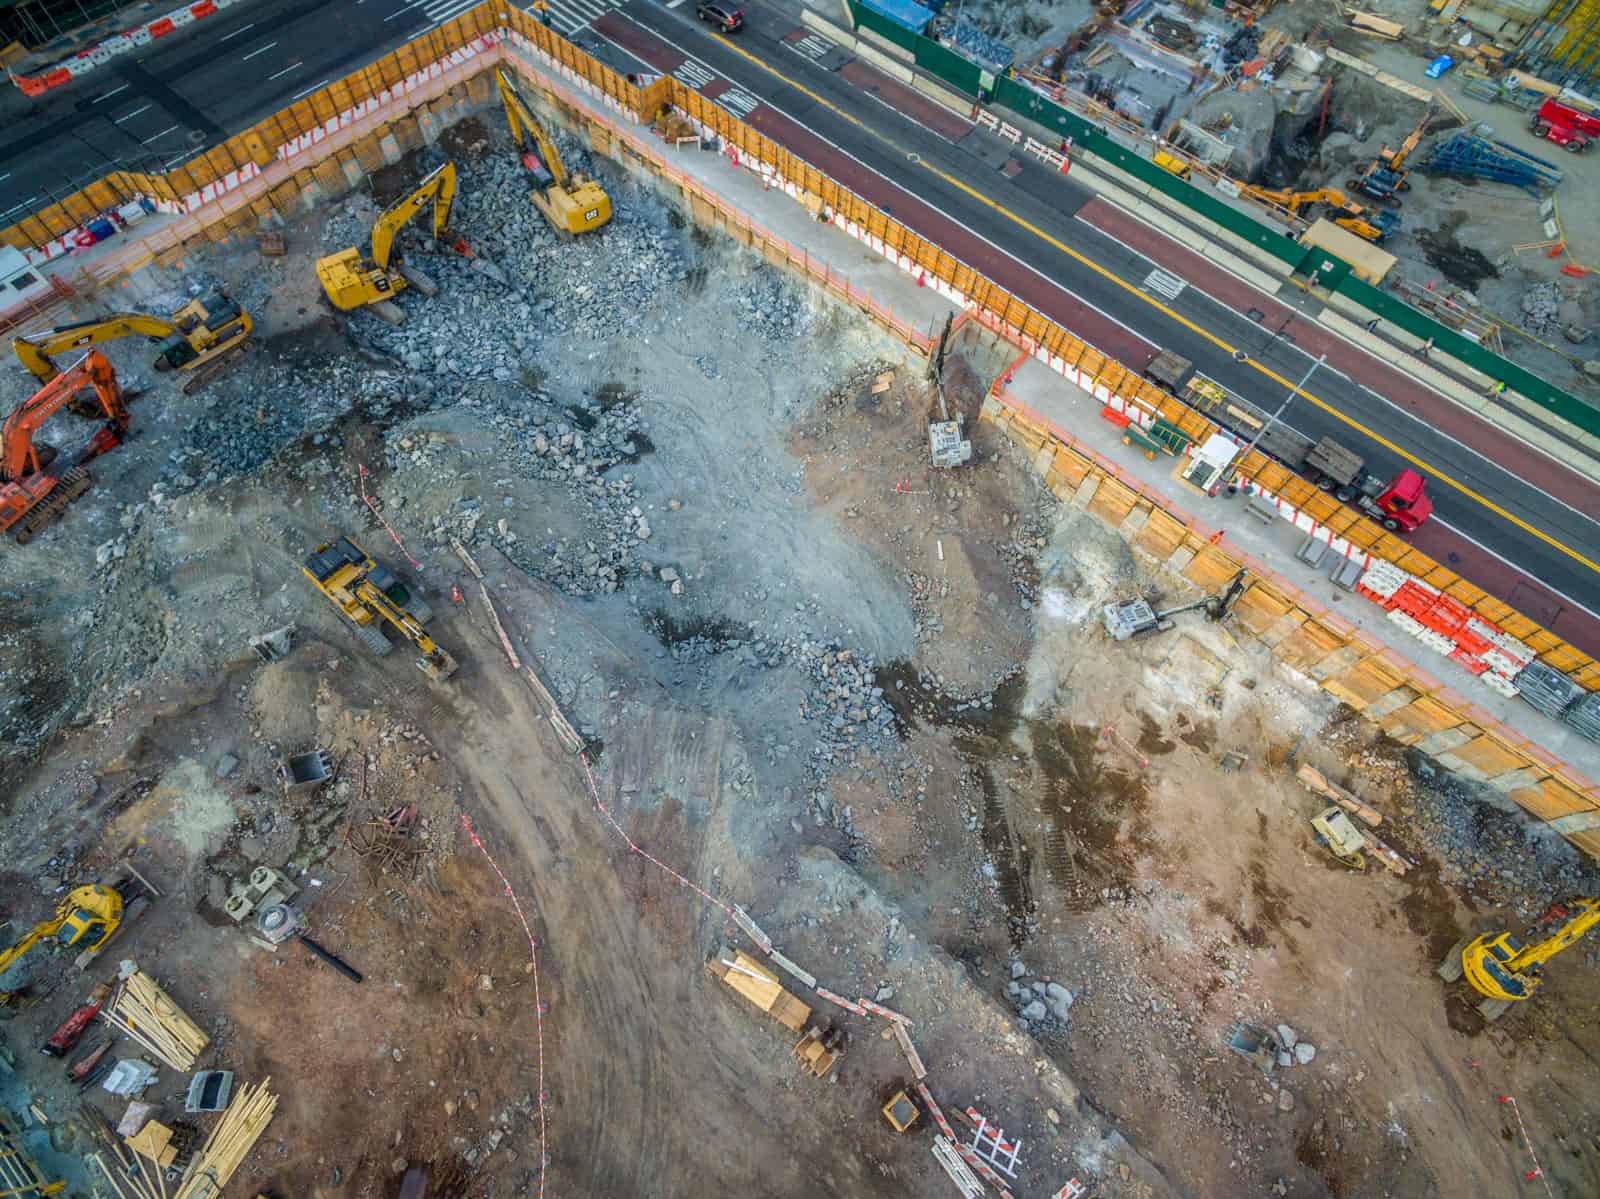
top-left (1533, 121), bottom-right (1551, 138)
top-left (1334, 485), bottom-right (1358, 503)
top-left (1566, 137), bottom-right (1587, 153)
top-left (1382, 517), bottom-right (1403, 532)
top-left (1315, 475), bottom-right (1336, 492)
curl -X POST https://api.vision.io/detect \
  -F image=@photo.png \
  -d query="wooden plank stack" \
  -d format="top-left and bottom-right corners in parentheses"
top-left (103, 967), bottom-right (209, 1071)
top-left (172, 1078), bottom-right (278, 1199)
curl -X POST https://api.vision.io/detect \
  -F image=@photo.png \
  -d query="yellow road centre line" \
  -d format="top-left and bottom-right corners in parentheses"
top-left (709, 31), bottom-right (1600, 578)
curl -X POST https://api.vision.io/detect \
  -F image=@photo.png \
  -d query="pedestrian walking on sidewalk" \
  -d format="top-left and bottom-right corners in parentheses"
top-left (1419, 337), bottom-right (1434, 359)
top-left (1365, 318), bottom-right (1380, 334)
top-left (1486, 379), bottom-right (1507, 399)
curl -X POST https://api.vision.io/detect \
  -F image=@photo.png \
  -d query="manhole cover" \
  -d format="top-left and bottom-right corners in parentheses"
top-left (1247, 308), bottom-right (1265, 322)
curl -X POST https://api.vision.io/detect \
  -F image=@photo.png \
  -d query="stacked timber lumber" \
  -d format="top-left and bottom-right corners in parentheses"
top-left (103, 966), bottom-right (209, 1071)
top-left (172, 1078), bottom-right (278, 1199)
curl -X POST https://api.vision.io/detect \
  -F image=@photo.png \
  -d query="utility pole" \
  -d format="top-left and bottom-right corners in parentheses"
top-left (1217, 353), bottom-right (1325, 494)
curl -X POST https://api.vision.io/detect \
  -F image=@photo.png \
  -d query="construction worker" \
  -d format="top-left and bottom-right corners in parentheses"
top-left (533, 0), bottom-right (552, 26)
top-left (1486, 379), bottom-right (1507, 399)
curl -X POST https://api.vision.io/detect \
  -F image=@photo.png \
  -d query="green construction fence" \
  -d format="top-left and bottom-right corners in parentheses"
top-left (842, 1), bottom-right (1600, 440)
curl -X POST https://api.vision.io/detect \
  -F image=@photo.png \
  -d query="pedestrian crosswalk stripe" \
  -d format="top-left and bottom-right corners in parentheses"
top-left (1142, 268), bottom-right (1187, 300)
top-left (424, 0), bottom-right (479, 24)
top-left (718, 89), bottom-right (759, 118)
top-left (526, 0), bottom-right (620, 35)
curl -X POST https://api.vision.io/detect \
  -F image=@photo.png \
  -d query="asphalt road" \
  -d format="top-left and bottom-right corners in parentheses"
top-left (594, 0), bottom-right (1600, 654)
top-left (3, 0), bottom-right (1598, 652)
top-left (0, 0), bottom-right (489, 221)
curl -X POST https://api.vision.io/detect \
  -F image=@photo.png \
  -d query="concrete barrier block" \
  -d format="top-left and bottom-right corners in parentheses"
top-left (1119, 506), bottom-right (1151, 537)
top-left (379, 133), bottom-right (402, 164)
top-left (1418, 726), bottom-right (1474, 756)
top-left (341, 160), bottom-right (365, 188)
top-left (1365, 687), bottom-right (1417, 719)
top-left (418, 112), bottom-right (441, 145)
top-left (909, 74), bottom-right (972, 118)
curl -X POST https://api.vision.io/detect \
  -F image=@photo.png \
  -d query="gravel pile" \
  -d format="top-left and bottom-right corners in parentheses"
top-left (387, 384), bottom-right (654, 598)
top-left (1006, 957), bottom-right (1074, 1032)
top-left (1407, 751), bottom-right (1600, 907)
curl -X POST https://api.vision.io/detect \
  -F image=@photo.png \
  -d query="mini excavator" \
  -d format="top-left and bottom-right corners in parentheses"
top-left (0, 865), bottom-right (158, 1007)
top-left (0, 349), bottom-right (129, 544)
top-left (495, 68), bottom-right (612, 237)
top-left (316, 162), bottom-right (474, 324)
top-left (1438, 896), bottom-right (1600, 1020)
top-left (302, 535), bottom-right (458, 681)
top-left (13, 290), bottom-right (252, 392)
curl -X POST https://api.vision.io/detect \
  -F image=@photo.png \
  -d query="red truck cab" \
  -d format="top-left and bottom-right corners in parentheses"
top-left (1532, 97), bottom-right (1600, 152)
top-left (1369, 469), bottom-right (1432, 532)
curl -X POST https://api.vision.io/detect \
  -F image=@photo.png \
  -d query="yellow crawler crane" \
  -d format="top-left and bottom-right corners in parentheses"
top-left (496, 68), bottom-right (612, 236)
top-left (302, 536), bottom-right (458, 681)
top-left (13, 291), bottom-right (252, 391)
top-left (315, 162), bottom-right (466, 324)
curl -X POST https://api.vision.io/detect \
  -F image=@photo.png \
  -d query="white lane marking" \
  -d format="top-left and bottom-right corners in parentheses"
top-left (385, 0), bottom-right (429, 21)
top-left (667, 0), bottom-right (687, 7)
top-left (92, 83), bottom-right (129, 103)
top-left (1432, 515), bottom-right (1600, 624)
top-left (165, 150), bottom-right (198, 168)
top-left (603, 11), bottom-right (1600, 606)
top-left (218, 22), bottom-right (255, 41)
top-left (267, 61), bottom-right (304, 80)
top-left (0, 196), bottom-right (41, 219)
top-left (1077, 212), bottom-right (1600, 542)
top-left (240, 41), bottom-right (278, 61)
top-left (1141, 268), bottom-right (1187, 300)
top-left (292, 78), bottom-right (332, 101)
top-left (0, 173), bottom-right (9, 183)
top-left (113, 103), bottom-right (153, 124)
top-left (141, 124), bottom-right (179, 144)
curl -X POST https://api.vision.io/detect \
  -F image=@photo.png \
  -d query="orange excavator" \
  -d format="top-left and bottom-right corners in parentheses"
top-left (0, 349), bottom-right (130, 544)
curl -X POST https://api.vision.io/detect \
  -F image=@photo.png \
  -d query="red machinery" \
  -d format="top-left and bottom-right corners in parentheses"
top-left (41, 1001), bottom-right (102, 1057)
top-left (0, 348), bottom-right (129, 544)
top-left (1531, 97), bottom-right (1600, 153)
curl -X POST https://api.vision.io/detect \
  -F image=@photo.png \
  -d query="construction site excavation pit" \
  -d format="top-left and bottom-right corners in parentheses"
top-left (1, 75), bottom-right (1599, 1199)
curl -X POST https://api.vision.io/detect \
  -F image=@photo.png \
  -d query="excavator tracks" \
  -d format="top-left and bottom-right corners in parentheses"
top-left (180, 342), bottom-right (251, 395)
top-left (12, 467), bottom-right (91, 544)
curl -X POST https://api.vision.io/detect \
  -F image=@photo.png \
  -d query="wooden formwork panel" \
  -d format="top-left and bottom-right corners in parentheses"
top-left (1447, 734), bottom-right (1533, 779)
top-left (1046, 446), bottom-right (1091, 492)
top-left (1508, 779), bottom-right (1598, 822)
top-left (1181, 545), bottom-right (1243, 591)
top-left (1324, 656), bottom-right (1406, 708)
top-left (1566, 828), bottom-right (1600, 857)
top-left (1086, 476), bottom-right (1138, 526)
top-left (1275, 619), bottom-right (1349, 673)
top-left (1232, 582), bottom-right (1295, 636)
top-left (353, 133), bottom-right (389, 175)
top-left (1381, 695), bottom-right (1463, 742)
top-left (1134, 508), bottom-right (1190, 561)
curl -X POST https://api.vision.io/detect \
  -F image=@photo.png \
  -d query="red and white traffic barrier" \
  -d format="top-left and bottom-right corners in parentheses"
top-left (12, 0), bottom-right (240, 96)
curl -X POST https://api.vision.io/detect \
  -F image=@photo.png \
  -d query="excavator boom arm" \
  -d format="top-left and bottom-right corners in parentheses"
top-left (1, 350), bottom-right (127, 482)
top-left (496, 68), bottom-right (569, 189)
top-left (13, 313), bottom-right (180, 382)
top-left (1505, 898), bottom-right (1600, 971)
top-left (369, 161), bottom-right (458, 270)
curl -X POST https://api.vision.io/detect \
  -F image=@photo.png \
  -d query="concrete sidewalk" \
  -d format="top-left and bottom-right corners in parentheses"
top-left (1001, 352), bottom-right (1600, 787)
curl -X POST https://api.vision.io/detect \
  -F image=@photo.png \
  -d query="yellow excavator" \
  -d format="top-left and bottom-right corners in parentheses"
top-left (302, 535), bottom-right (458, 681)
top-left (316, 162), bottom-right (470, 325)
top-left (1349, 104), bottom-right (1436, 206)
top-left (13, 290), bottom-right (252, 392)
top-left (0, 885), bottom-right (125, 1006)
top-left (1240, 184), bottom-right (1400, 244)
top-left (1438, 896), bottom-right (1600, 1020)
top-left (496, 68), bottom-right (612, 237)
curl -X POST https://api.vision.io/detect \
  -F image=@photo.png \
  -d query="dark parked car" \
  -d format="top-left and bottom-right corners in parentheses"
top-left (696, 3), bottom-right (744, 31)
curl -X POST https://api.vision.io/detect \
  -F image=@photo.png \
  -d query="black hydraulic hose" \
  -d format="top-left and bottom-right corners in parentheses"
top-left (298, 933), bottom-right (363, 984)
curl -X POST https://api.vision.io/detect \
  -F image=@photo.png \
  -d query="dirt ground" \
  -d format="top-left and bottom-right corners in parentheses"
top-left (1, 93), bottom-right (1599, 1199)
